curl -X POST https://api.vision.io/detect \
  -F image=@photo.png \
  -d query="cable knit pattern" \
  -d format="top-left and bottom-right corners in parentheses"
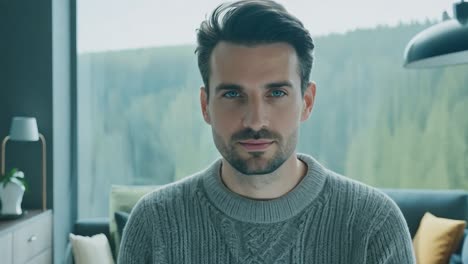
top-left (118, 153), bottom-right (416, 264)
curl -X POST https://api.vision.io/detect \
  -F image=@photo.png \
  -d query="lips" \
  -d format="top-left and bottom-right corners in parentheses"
top-left (239, 140), bottom-right (273, 151)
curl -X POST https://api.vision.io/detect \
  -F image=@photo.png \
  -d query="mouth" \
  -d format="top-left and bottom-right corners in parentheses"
top-left (238, 140), bottom-right (274, 151)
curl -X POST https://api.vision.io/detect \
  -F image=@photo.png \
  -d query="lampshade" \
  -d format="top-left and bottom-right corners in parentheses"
top-left (403, 1), bottom-right (468, 68)
top-left (9, 117), bottom-right (40, 141)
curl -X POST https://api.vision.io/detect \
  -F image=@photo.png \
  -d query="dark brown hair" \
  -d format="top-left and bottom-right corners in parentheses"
top-left (195, 0), bottom-right (315, 100)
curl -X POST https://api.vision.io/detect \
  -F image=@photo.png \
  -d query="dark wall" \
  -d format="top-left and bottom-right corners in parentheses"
top-left (0, 0), bottom-right (53, 210)
top-left (0, 0), bottom-right (77, 262)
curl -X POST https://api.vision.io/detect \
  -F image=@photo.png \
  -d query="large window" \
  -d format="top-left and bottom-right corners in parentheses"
top-left (78, 0), bottom-right (466, 218)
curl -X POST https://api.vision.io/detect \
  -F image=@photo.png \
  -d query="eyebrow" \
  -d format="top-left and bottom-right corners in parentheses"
top-left (214, 81), bottom-right (294, 94)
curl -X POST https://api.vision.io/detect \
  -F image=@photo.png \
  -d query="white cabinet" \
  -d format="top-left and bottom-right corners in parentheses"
top-left (0, 210), bottom-right (52, 264)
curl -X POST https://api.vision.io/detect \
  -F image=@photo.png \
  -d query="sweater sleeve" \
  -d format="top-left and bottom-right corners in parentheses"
top-left (365, 200), bottom-right (416, 264)
top-left (118, 196), bottom-right (153, 264)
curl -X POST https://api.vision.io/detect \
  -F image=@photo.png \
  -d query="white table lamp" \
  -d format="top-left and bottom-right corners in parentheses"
top-left (1, 117), bottom-right (47, 211)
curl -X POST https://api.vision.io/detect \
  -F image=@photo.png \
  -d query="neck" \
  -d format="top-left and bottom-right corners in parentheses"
top-left (220, 153), bottom-right (307, 200)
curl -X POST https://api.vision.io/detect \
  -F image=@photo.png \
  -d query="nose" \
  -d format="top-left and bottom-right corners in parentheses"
top-left (242, 98), bottom-right (269, 131)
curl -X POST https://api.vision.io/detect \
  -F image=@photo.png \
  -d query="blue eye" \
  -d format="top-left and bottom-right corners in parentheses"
top-left (270, 90), bottom-right (286, 97)
top-left (223, 91), bottom-right (241, 98)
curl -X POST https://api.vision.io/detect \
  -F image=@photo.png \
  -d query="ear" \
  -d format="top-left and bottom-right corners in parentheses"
top-left (300, 81), bottom-right (316, 122)
top-left (200, 86), bottom-right (211, 124)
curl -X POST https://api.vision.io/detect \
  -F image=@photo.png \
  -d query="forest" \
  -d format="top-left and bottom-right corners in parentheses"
top-left (78, 22), bottom-right (468, 217)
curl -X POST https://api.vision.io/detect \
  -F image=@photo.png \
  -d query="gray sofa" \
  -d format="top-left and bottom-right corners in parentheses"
top-left (65, 189), bottom-right (468, 263)
top-left (383, 189), bottom-right (468, 263)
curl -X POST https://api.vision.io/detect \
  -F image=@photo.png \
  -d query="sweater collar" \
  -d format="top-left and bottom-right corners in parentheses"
top-left (201, 153), bottom-right (328, 223)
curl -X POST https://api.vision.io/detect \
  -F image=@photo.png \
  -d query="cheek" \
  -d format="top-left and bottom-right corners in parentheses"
top-left (209, 103), bottom-right (241, 132)
top-left (271, 102), bottom-right (302, 127)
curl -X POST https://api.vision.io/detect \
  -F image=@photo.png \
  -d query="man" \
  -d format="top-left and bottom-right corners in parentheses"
top-left (119, 1), bottom-right (416, 263)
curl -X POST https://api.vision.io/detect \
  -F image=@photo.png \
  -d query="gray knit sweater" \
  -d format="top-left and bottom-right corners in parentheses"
top-left (118, 153), bottom-right (416, 263)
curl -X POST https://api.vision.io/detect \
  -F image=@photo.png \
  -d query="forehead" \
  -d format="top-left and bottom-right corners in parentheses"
top-left (209, 41), bottom-right (300, 88)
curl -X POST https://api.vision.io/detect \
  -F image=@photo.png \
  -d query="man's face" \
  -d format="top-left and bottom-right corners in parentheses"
top-left (200, 42), bottom-right (315, 175)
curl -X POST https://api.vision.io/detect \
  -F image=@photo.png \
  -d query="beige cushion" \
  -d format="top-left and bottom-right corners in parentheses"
top-left (413, 212), bottom-right (466, 264)
top-left (109, 185), bottom-right (159, 258)
top-left (69, 233), bottom-right (114, 264)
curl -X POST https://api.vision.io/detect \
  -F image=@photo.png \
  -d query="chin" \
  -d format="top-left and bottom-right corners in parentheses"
top-left (233, 152), bottom-right (285, 175)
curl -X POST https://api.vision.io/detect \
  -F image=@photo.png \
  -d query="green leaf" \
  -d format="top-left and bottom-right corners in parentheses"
top-left (0, 168), bottom-right (27, 191)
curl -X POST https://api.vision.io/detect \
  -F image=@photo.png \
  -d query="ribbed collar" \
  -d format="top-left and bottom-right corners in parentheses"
top-left (201, 153), bottom-right (328, 223)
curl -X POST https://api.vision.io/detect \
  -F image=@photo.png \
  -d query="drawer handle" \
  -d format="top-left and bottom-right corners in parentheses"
top-left (28, 235), bottom-right (37, 242)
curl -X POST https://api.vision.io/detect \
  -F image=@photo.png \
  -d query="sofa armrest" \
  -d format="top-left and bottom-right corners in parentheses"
top-left (64, 242), bottom-right (73, 264)
top-left (461, 230), bottom-right (468, 263)
top-left (63, 217), bottom-right (112, 264)
top-left (75, 217), bottom-right (114, 254)
top-left (453, 229), bottom-right (468, 255)
top-left (448, 229), bottom-right (468, 264)
top-left (74, 217), bottom-right (111, 239)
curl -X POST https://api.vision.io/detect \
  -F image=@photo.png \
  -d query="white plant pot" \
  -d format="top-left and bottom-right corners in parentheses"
top-left (0, 181), bottom-right (25, 215)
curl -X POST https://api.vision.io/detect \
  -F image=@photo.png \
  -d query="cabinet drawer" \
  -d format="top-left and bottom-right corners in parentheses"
top-left (13, 213), bottom-right (52, 264)
top-left (0, 233), bottom-right (13, 264)
top-left (25, 249), bottom-right (52, 264)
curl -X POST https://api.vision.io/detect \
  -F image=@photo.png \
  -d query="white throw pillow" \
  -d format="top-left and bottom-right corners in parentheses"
top-left (69, 233), bottom-right (115, 264)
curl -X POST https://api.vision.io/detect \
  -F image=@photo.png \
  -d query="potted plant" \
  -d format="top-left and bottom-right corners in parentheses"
top-left (0, 168), bottom-right (28, 215)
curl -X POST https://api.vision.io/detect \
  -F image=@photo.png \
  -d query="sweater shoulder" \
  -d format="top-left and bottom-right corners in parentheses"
top-left (324, 169), bottom-right (402, 226)
top-left (139, 170), bottom-right (204, 208)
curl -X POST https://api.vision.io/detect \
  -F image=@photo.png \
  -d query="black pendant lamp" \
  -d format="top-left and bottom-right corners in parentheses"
top-left (403, 1), bottom-right (468, 68)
